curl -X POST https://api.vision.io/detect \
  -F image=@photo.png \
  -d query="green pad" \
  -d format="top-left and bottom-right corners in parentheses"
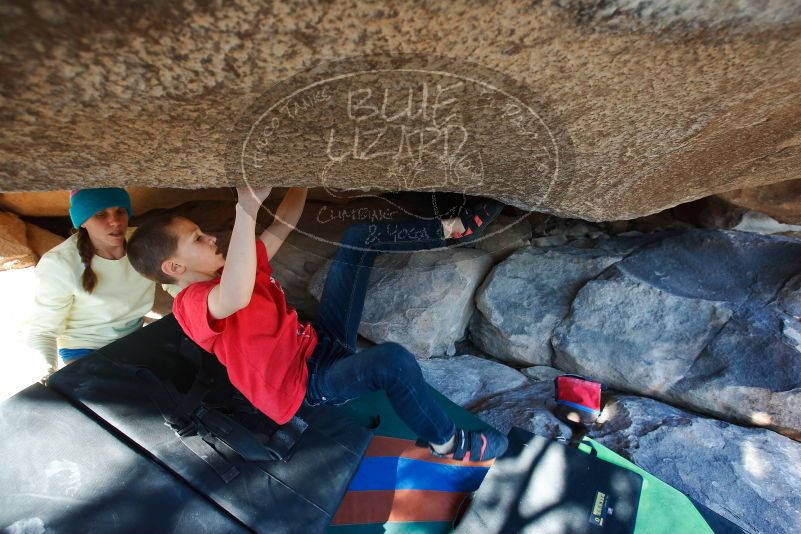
top-left (582, 439), bottom-right (721, 534)
top-left (335, 387), bottom-right (492, 441)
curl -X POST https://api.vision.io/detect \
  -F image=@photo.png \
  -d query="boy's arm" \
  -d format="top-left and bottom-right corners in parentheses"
top-left (207, 187), bottom-right (272, 320)
top-left (259, 188), bottom-right (308, 259)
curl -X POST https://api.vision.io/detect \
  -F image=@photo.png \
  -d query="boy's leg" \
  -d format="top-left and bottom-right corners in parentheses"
top-left (316, 196), bottom-right (505, 350)
top-left (306, 340), bottom-right (455, 445)
top-left (305, 340), bottom-right (509, 460)
top-left (315, 220), bottom-right (445, 350)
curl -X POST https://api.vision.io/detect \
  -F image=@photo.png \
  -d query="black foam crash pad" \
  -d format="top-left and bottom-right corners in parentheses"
top-left (0, 383), bottom-right (247, 534)
top-left (47, 315), bottom-right (372, 534)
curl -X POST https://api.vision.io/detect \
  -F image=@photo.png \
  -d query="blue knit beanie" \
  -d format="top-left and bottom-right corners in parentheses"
top-left (69, 188), bottom-right (133, 228)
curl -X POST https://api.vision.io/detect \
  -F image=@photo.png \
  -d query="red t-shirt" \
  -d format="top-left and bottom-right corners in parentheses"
top-left (173, 239), bottom-right (318, 424)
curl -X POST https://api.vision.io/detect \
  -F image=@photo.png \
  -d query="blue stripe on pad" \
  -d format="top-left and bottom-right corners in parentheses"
top-left (557, 399), bottom-right (600, 415)
top-left (347, 457), bottom-right (489, 492)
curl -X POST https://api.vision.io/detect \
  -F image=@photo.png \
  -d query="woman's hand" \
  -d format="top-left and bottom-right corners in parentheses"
top-left (236, 186), bottom-right (273, 219)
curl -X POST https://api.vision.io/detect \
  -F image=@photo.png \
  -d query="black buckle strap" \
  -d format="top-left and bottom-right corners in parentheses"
top-left (172, 419), bottom-right (197, 438)
top-left (135, 367), bottom-right (240, 482)
top-left (265, 415), bottom-right (309, 461)
top-left (135, 346), bottom-right (311, 482)
top-left (178, 433), bottom-right (240, 483)
top-left (195, 406), bottom-right (283, 462)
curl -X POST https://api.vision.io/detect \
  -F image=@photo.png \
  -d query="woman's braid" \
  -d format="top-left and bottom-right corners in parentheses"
top-left (75, 227), bottom-right (98, 293)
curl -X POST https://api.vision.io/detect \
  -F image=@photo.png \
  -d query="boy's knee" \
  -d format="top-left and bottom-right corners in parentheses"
top-left (380, 341), bottom-right (408, 356)
top-left (378, 342), bottom-right (420, 374)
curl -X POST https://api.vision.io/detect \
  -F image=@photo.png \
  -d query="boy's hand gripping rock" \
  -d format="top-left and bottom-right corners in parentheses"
top-left (236, 186), bottom-right (273, 218)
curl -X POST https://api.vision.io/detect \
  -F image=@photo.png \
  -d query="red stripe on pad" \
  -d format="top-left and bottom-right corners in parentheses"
top-left (331, 489), bottom-right (469, 525)
top-left (365, 436), bottom-right (494, 467)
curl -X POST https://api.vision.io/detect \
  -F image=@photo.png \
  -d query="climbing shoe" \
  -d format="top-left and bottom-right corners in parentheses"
top-left (448, 199), bottom-right (504, 245)
top-left (422, 427), bottom-right (509, 462)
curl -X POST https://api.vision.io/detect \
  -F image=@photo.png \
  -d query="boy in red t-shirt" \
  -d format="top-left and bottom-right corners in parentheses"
top-left (128, 187), bottom-right (507, 462)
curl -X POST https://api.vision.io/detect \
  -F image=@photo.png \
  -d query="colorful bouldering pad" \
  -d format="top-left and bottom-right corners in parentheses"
top-left (328, 389), bottom-right (496, 534)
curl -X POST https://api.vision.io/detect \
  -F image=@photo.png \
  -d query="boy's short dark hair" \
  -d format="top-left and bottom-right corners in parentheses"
top-left (128, 215), bottom-right (180, 284)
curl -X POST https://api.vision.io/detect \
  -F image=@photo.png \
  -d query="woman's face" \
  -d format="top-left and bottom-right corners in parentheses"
top-left (81, 206), bottom-right (129, 251)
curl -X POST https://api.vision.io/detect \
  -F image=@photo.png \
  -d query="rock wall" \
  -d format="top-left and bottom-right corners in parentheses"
top-left (0, 188), bottom-right (233, 217)
top-left (420, 357), bottom-right (801, 534)
top-left (721, 179), bottom-right (801, 224)
top-left (0, 212), bottom-right (64, 270)
top-left (473, 229), bottom-right (801, 440)
top-left (2, 1), bottom-right (801, 220)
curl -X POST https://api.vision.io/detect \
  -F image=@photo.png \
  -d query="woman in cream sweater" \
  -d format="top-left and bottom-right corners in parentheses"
top-left (28, 188), bottom-right (176, 375)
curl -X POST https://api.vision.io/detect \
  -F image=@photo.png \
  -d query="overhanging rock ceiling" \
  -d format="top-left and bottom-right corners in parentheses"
top-left (1, 0), bottom-right (800, 220)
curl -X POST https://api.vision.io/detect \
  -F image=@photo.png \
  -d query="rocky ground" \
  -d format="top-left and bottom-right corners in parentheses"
top-left (3, 194), bottom-right (801, 533)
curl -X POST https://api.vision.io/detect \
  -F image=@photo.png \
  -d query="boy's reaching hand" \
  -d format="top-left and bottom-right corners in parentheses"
top-left (260, 188), bottom-right (308, 259)
top-left (236, 186), bottom-right (273, 218)
top-left (208, 186), bottom-right (272, 320)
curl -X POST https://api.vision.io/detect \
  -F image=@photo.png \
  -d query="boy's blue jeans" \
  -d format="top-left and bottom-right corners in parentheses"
top-left (305, 220), bottom-right (457, 445)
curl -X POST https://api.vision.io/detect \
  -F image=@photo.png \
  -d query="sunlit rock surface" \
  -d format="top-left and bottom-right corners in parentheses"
top-left (473, 229), bottom-right (801, 439)
top-left (471, 246), bottom-right (625, 365)
top-left (591, 396), bottom-right (801, 534)
top-left (309, 248), bottom-right (493, 357)
top-left (0, 213), bottom-right (37, 270)
top-left (2, 1), bottom-right (800, 220)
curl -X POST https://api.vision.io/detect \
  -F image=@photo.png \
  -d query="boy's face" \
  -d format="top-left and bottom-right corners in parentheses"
top-left (164, 217), bottom-right (225, 279)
